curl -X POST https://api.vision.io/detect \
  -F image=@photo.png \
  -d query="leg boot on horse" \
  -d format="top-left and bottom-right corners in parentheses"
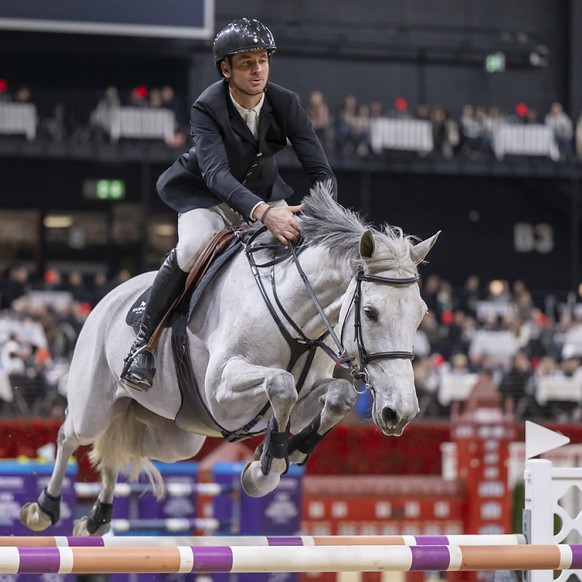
top-left (120, 248), bottom-right (187, 392)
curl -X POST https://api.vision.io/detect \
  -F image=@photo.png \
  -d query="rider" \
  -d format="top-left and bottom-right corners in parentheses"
top-left (120, 17), bottom-right (338, 392)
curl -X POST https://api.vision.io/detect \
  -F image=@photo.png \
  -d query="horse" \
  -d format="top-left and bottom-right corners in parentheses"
top-left (20, 183), bottom-right (439, 536)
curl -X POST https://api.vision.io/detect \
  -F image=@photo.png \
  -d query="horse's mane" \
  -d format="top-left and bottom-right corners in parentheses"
top-left (298, 182), bottom-right (419, 274)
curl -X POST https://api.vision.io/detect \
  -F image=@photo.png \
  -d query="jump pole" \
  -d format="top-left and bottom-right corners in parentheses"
top-left (0, 534), bottom-right (525, 548)
top-left (0, 544), bottom-right (580, 574)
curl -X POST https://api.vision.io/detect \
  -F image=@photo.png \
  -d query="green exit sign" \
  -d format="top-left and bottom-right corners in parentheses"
top-left (83, 179), bottom-right (126, 200)
top-left (96, 179), bottom-right (125, 200)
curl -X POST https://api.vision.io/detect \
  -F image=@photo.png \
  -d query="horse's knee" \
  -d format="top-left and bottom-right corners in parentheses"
top-left (265, 372), bottom-right (297, 409)
top-left (323, 380), bottom-right (357, 417)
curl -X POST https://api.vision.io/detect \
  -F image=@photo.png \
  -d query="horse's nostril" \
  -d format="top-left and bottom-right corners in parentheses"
top-left (382, 407), bottom-right (399, 427)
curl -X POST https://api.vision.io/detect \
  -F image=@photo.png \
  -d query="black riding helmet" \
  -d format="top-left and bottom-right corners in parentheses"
top-left (213, 18), bottom-right (276, 77)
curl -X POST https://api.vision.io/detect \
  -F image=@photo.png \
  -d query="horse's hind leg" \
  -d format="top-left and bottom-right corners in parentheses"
top-left (288, 377), bottom-right (356, 465)
top-left (73, 465), bottom-right (117, 536)
top-left (20, 423), bottom-right (80, 531)
top-left (220, 357), bottom-right (297, 498)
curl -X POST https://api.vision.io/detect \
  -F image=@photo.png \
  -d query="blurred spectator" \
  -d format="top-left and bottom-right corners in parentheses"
top-left (525, 107), bottom-right (539, 125)
top-left (390, 97), bottom-right (412, 119)
top-left (89, 86), bottom-right (121, 142)
top-left (307, 90), bottom-right (332, 150)
top-left (416, 103), bottom-right (430, 121)
top-left (335, 94), bottom-right (359, 155)
top-left (66, 271), bottom-right (93, 305)
top-left (438, 310), bottom-right (473, 360)
top-left (430, 105), bottom-right (458, 159)
top-left (0, 264), bottom-right (31, 310)
top-left (498, 351), bottom-right (534, 417)
top-left (457, 275), bottom-right (481, 319)
top-left (421, 273), bottom-right (442, 319)
top-left (418, 311), bottom-right (442, 351)
top-left (352, 103), bottom-right (372, 156)
top-left (149, 88), bottom-right (163, 108)
top-left (512, 280), bottom-right (534, 321)
top-left (520, 308), bottom-right (557, 362)
top-left (486, 279), bottom-right (512, 303)
top-left (161, 85), bottom-right (187, 127)
top-left (0, 78), bottom-right (10, 103)
top-left (545, 101), bottom-right (573, 160)
top-left (14, 87), bottom-right (31, 103)
top-left (485, 106), bottom-right (504, 135)
top-left (90, 271), bottom-right (110, 307)
top-left (368, 99), bottom-right (383, 121)
top-left (43, 269), bottom-right (65, 291)
top-left (459, 104), bottom-right (485, 158)
top-left (474, 106), bottom-right (493, 156)
top-left (159, 85), bottom-right (188, 148)
top-left (0, 333), bottom-right (27, 375)
top-left (128, 85), bottom-right (149, 108)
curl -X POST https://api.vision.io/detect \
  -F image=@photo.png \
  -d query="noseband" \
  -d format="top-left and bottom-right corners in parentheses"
top-left (342, 267), bottom-right (419, 391)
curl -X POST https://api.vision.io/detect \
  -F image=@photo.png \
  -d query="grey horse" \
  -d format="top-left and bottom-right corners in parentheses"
top-left (20, 183), bottom-right (439, 535)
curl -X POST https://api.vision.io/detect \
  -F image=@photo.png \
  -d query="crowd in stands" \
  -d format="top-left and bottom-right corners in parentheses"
top-left (1, 79), bottom-right (582, 161)
top-left (1, 262), bottom-right (582, 424)
top-left (305, 91), bottom-right (581, 161)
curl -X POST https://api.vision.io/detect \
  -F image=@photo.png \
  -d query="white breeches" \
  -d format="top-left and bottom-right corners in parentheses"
top-left (175, 200), bottom-right (287, 272)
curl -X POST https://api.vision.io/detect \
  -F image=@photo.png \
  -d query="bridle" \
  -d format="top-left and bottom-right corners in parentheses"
top-left (341, 267), bottom-right (418, 392)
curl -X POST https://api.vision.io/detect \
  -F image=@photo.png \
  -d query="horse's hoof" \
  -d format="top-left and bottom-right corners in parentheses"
top-left (240, 461), bottom-right (280, 498)
top-left (73, 516), bottom-right (111, 536)
top-left (19, 502), bottom-right (53, 532)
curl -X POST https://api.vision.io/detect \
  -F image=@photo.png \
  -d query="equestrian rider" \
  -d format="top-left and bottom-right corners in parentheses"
top-left (120, 17), bottom-right (338, 392)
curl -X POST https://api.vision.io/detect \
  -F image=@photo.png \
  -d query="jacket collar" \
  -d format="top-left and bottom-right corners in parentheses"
top-left (225, 82), bottom-right (272, 144)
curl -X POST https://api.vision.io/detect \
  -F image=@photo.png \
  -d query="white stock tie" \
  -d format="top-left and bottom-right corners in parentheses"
top-left (245, 109), bottom-right (258, 138)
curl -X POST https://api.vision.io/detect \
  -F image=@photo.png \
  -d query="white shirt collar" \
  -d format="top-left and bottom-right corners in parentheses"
top-left (229, 91), bottom-right (265, 121)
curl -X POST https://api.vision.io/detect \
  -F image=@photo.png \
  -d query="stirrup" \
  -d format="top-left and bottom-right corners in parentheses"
top-left (120, 345), bottom-right (155, 392)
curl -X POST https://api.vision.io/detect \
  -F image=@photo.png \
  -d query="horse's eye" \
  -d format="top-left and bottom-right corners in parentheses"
top-left (363, 306), bottom-right (378, 321)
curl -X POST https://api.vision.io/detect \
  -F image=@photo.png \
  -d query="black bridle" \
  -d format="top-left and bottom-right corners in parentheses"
top-left (342, 267), bottom-right (418, 392)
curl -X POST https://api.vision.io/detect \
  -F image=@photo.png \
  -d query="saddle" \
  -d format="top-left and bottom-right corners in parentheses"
top-left (126, 227), bottom-right (240, 342)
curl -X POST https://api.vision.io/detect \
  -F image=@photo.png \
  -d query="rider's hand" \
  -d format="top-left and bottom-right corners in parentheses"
top-left (253, 203), bottom-right (304, 245)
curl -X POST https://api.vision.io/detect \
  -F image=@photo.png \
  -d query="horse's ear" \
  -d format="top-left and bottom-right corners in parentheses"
top-left (410, 231), bottom-right (441, 264)
top-left (359, 229), bottom-right (376, 259)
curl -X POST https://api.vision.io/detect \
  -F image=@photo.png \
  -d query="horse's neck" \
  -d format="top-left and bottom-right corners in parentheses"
top-left (280, 249), bottom-right (351, 337)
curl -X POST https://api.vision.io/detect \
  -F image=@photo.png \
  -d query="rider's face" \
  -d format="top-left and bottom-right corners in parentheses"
top-left (222, 49), bottom-right (269, 100)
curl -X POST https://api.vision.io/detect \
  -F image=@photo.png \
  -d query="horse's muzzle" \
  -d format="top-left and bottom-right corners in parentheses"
top-left (378, 406), bottom-right (418, 436)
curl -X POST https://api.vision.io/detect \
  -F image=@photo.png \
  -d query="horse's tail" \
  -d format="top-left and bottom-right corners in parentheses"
top-left (89, 406), bottom-right (166, 499)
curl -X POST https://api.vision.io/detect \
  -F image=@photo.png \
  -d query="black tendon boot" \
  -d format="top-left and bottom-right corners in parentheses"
top-left (120, 249), bottom-right (187, 391)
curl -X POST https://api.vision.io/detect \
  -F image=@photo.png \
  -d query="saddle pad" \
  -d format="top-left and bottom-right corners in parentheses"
top-left (126, 288), bottom-right (152, 329)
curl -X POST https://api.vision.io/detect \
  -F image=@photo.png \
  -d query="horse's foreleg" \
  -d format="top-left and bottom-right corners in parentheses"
top-left (221, 358), bottom-right (297, 498)
top-left (20, 424), bottom-right (80, 531)
top-left (288, 378), bottom-right (356, 466)
top-left (73, 466), bottom-right (117, 536)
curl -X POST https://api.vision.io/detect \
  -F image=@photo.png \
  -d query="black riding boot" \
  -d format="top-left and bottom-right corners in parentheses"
top-left (120, 249), bottom-right (187, 392)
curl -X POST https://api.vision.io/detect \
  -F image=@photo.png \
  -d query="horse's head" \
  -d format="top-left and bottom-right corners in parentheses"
top-left (340, 228), bottom-right (440, 436)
